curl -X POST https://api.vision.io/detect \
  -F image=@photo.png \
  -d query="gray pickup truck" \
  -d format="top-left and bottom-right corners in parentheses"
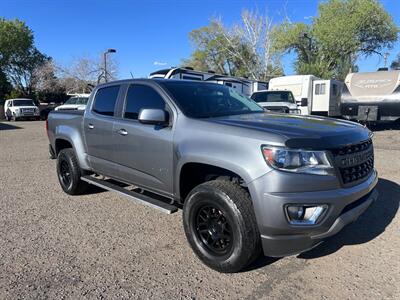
top-left (47, 79), bottom-right (378, 273)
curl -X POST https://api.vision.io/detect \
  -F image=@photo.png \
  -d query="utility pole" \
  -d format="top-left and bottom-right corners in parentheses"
top-left (103, 49), bottom-right (116, 82)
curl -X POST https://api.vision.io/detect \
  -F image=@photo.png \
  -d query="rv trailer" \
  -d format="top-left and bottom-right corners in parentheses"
top-left (341, 69), bottom-right (400, 122)
top-left (268, 75), bottom-right (343, 116)
top-left (149, 67), bottom-right (268, 97)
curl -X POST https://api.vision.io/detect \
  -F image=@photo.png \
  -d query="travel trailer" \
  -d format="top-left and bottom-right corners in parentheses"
top-left (341, 69), bottom-right (400, 122)
top-left (268, 75), bottom-right (343, 116)
top-left (149, 67), bottom-right (268, 97)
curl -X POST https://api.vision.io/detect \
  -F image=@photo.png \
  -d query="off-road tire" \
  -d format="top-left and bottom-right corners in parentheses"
top-left (57, 148), bottom-right (89, 195)
top-left (183, 179), bottom-right (261, 273)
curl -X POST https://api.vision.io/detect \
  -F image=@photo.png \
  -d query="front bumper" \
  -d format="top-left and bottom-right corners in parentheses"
top-left (248, 170), bottom-right (378, 257)
top-left (15, 112), bottom-right (40, 118)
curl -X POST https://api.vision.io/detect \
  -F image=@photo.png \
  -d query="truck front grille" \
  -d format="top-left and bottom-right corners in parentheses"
top-left (331, 139), bottom-right (374, 185)
top-left (264, 106), bottom-right (289, 113)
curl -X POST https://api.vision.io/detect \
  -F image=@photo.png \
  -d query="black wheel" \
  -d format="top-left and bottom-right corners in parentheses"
top-left (6, 115), bottom-right (11, 121)
top-left (183, 180), bottom-right (260, 273)
top-left (56, 148), bottom-right (89, 195)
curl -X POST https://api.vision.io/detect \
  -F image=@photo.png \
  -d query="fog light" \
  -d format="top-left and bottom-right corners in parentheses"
top-left (286, 205), bottom-right (328, 225)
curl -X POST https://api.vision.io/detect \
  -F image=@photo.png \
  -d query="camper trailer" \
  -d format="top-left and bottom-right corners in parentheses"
top-left (341, 69), bottom-right (400, 122)
top-left (149, 67), bottom-right (268, 97)
top-left (268, 75), bottom-right (342, 116)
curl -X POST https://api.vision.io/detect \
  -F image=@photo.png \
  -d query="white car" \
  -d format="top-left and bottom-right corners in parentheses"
top-left (250, 90), bottom-right (301, 114)
top-left (55, 95), bottom-right (90, 111)
top-left (4, 98), bottom-right (40, 121)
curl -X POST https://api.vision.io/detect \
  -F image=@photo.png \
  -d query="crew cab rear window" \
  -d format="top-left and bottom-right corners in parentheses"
top-left (124, 85), bottom-right (166, 120)
top-left (92, 85), bottom-right (120, 116)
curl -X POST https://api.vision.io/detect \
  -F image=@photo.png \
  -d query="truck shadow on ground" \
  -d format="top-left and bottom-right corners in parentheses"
top-left (298, 178), bottom-right (399, 259)
top-left (0, 122), bottom-right (21, 131)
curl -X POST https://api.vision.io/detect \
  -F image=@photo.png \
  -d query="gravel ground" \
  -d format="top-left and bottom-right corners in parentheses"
top-left (0, 121), bottom-right (399, 299)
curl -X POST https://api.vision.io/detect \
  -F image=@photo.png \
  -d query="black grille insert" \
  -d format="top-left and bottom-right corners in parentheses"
top-left (331, 139), bottom-right (374, 185)
top-left (264, 106), bottom-right (289, 113)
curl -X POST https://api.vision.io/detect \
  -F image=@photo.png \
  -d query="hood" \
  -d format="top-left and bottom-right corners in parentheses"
top-left (206, 113), bottom-right (371, 150)
top-left (56, 104), bottom-right (86, 110)
top-left (258, 102), bottom-right (298, 109)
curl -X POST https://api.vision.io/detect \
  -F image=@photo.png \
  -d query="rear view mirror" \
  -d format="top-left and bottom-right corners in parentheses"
top-left (138, 108), bottom-right (169, 125)
top-left (301, 98), bottom-right (308, 107)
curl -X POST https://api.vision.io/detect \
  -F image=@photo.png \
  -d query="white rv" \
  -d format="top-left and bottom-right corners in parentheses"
top-left (341, 69), bottom-right (400, 122)
top-left (268, 75), bottom-right (342, 116)
top-left (149, 67), bottom-right (268, 97)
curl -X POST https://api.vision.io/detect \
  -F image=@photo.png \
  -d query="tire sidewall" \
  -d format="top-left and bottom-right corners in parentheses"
top-left (183, 184), bottom-right (248, 271)
top-left (56, 149), bottom-right (81, 194)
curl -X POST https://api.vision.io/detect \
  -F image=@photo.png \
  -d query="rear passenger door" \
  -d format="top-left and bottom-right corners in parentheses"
top-left (112, 83), bottom-right (175, 196)
top-left (84, 84), bottom-right (121, 174)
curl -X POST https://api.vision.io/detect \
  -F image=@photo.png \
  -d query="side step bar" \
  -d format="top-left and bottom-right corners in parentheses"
top-left (81, 175), bottom-right (178, 214)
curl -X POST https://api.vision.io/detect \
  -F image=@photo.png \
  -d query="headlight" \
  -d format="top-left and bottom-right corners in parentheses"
top-left (15, 108), bottom-right (20, 113)
top-left (261, 146), bottom-right (334, 175)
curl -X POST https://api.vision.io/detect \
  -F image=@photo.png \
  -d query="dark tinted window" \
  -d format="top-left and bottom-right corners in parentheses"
top-left (124, 85), bottom-right (166, 120)
top-left (251, 91), bottom-right (294, 103)
top-left (93, 86), bottom-right (120, 116)
top-left (160, 81), bottom-right (263, 118)
top-left (332, 84), bottom-right (338, 96)
top-left (181, 75), bottom-right (203, 81)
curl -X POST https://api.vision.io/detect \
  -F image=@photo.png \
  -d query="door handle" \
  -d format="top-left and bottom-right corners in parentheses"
top-left (117, 129), bottom-right (128, 136)
top-left (88, 123), bottom-right (94, 129)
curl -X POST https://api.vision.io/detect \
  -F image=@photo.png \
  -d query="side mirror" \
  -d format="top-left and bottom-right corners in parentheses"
top-left (300, 98), bottom-right (308, 107)
top-left (138, 108), bottom-right (169, 125)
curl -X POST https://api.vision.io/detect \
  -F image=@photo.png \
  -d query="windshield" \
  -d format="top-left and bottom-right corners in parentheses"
top-left (13, 100), bottom-right (35, 106)
top-left (160, 81), bottom-right (264, 118)
top-left (251, 91), bottom-right (295, 103)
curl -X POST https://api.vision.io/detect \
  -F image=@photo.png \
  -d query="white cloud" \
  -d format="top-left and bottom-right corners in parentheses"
top-left (153, 61), bottom-right (167, 66)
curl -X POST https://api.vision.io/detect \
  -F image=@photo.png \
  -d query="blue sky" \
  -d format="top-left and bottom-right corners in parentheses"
top-left (1, 0), bottom-right (399, 78)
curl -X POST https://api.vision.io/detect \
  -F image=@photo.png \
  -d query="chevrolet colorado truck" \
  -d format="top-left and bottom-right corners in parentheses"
top-left (47, 79), bottom-right (378, 273)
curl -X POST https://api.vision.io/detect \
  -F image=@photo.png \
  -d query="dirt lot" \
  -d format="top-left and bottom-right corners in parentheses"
top-left (0, 121), bottom-right (399, 299)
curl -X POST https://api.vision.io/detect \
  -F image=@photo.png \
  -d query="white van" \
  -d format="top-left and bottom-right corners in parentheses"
top-left (268, 75), bottom-right (342, 116)
top-left (4, 98), bottom-right (40, 121)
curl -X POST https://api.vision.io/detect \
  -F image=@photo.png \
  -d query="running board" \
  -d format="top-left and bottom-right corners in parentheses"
top-left (81, 175), bottom-right (178, 214)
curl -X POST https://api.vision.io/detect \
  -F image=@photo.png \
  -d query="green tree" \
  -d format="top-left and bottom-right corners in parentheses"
top-left (0, 70), bottom-right (12, 100)
top-left (272, 0), bottom-right (399, 80)
top-left (391, 53), bottom-right (400, 70)
top-left (183, 11), bottom-right (283, 81)
top-left (182, 20), bottom-right (239, 75)
top-left (0, 18), bottom-right (49, 96)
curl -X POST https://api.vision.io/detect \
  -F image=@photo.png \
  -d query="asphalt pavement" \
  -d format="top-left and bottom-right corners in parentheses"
top-left (0, 121), bottom-right (399, 299)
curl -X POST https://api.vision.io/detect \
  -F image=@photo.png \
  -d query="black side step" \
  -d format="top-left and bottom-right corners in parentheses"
top-left (81, 175), bottom-right (178, 214)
